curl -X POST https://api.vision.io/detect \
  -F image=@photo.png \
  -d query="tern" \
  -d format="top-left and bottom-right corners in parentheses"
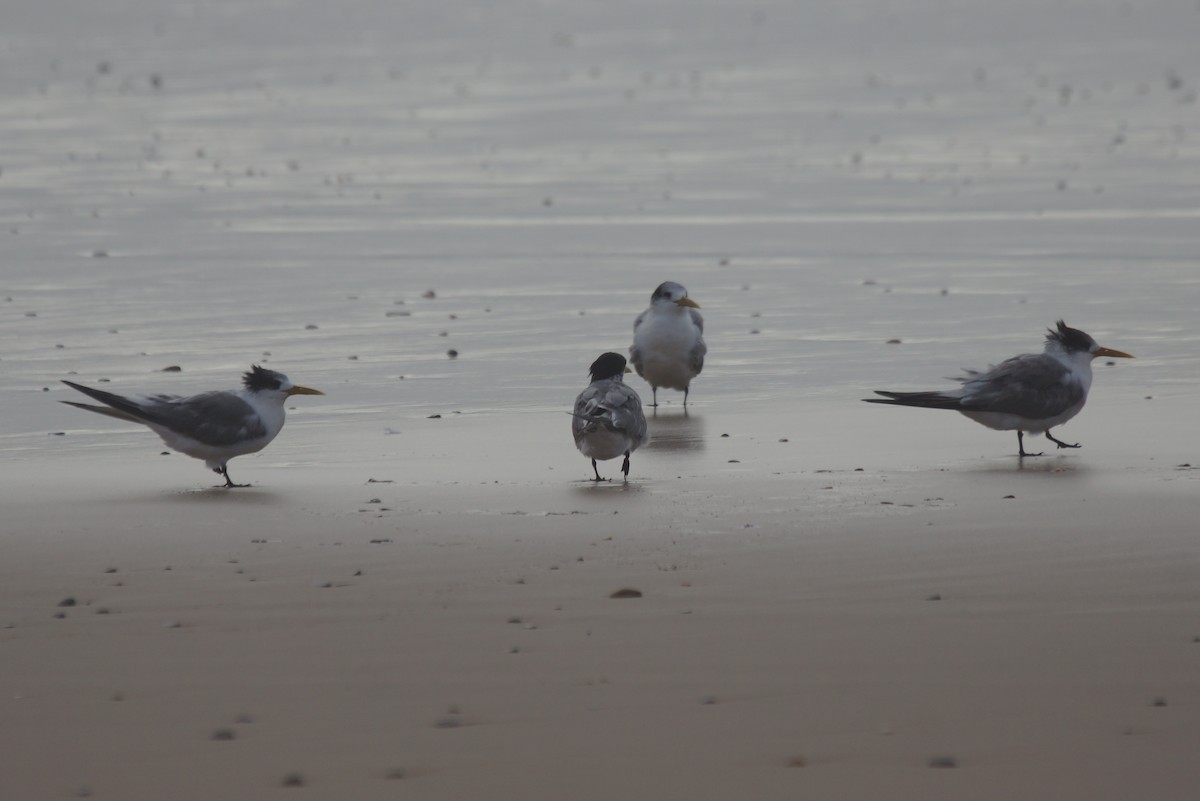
top-left (864, 321), bottom-right (1133, 457)
top-left (571, 352), bottom-right (647, 482)
top-left (61, 365), bottom-right (324, 486)
top-left (630, 281), bottom-right (706, 407)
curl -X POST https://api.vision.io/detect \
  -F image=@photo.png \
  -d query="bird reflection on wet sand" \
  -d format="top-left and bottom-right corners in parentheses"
top-left (644, 410), bottom-right (706, 453)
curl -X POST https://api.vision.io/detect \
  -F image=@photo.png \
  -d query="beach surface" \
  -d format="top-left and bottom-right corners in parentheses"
top-left (3, 0), bottom-right (1200, 798)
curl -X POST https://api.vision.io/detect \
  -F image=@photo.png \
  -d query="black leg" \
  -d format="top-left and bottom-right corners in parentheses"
top-left (621, 451), bottom-right (631, 483)
top-left (683, 386), bottom-right (689, 407)
top-left (650, 387), bottom-right (658, 408)
top-left (216, 464), bottom-right (249, 488)
top-left (1045, 429), bottom-right (1080, 450)
top-left (1017, 431), bottom-right (1044, 458)
top-left (591, 459), bottom-right (604, 482)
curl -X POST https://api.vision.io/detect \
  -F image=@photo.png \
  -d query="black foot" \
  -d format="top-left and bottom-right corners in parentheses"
top-left (214, 466), bottom-right (249, 488)
top-left (1046, 430), bottom-right (1080, 450)
top-left (1017, 431), bottom-right (1044, 458)
top-left (590, 459), bottom-right (607, 482)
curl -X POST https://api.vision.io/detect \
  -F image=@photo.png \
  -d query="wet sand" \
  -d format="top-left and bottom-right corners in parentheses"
top-left (4, 0), bottom-right (1200, 797)
top-left (5, 405), bottom-right (1200, 799)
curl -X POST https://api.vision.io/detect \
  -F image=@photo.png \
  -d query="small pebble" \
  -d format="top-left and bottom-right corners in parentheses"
top-left (58, 597), bottom-right (77, 607)
top-left (1151, 696), bottom-right (1168, 707)
top-left (928, 755), bottom-right (958, 768)
top-left (926, 593), bottom-right (942, 601)
top-left (211, 728), bottom-right (236, 741)
top-left (281, 772), bottom-right (305, 787)
top-left (787, 755), bottom-right (807, 768)
top-left (386, 768), bottom-right (407, 780)
top-left (610, 588), bottom-right (643, 599)
top-left (447, 349), bottom-right (458, 358)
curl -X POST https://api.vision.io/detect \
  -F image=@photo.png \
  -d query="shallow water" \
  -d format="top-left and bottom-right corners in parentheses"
top-left (2, 0), bottom-right (1198, 477)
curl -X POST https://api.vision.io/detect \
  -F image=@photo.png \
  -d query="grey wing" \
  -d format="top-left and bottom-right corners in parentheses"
top-left (629, 310), bottom-right (648, 373)
top-left (147, 391), bottom-right (268, 446)
top-left (603, 384), bottom-right (647, 442)
top-left (958, 354), bottom-right (1082, 418)
top-left (687, 309), bottom-right (705, 374)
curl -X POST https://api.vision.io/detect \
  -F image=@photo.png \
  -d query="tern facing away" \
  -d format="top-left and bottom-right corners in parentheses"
top-left (630, 281), bottom-right (706, 407)
top-left (61, 365), bottom-right (324, 487)
top-left (864, 321), bottom-right (1133, 457)
top-left (571, 352), bottom-right (648, 482)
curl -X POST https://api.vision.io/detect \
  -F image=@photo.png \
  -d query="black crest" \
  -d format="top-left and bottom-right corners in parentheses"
top-left (589, 352), bottom-right (627, 382)
top-left (1045, 320), bottom-right (1095, 353)
top-left (242, 364), bottom-right (285, 392)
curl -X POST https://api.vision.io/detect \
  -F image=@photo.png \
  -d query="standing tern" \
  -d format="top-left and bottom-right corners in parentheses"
top-left (571, 352), bottom-right (647, 482)
top-left (863, 321), bottom-right (1133, 457)
top-left (630, 281), bottom-right (706, 407)
top-left (61, 365), bottom-right (324, 486)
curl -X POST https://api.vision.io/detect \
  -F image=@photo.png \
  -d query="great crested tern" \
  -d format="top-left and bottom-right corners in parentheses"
top-left (630, 281), bottom-right (706, 407)
top-left (571, 352), bottom-right (647, 482)
top-left (864, 320), bottom-right (1133, 457)
top-left (61, 365), bottom-right (324, 486)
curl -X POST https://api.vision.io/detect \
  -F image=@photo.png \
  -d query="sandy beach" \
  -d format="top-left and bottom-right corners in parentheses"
top-left (4, 0), bottom-right (1200, 798)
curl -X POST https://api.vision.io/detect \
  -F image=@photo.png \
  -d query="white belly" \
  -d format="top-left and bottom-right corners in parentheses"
top-left (576, 428), bottom-right (634, 461)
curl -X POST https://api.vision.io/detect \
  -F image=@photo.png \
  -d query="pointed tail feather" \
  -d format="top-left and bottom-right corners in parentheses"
top-left (61, 380), bottom-right (158, 424)
top-left (862, 390), bottom-right (962, 410)
top-left (60, 400), bottom-right (145, 424)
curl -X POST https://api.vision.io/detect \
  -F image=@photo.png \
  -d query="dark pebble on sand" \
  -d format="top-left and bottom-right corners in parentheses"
top-left (610, 588), bottom-right (643, 599)
top-left (58, 597), bottom-right (77, 607)
top-left (886, 338), bottom-right (902, 344)
top-left (926, 593), bottom-right (942, 601)
top-left (91, 250), bottom-right (108, 258)
top-left (427, 414), bottom-right (441, 419)
top-left (211, 728), bottom-right (236, 741)
top-left (1151, 696), bottom-right (1168, 707)
top-left (928, 755), bottom-right (958, 768)
top-left (787, 755), bottom-right (807, 767)
top-left (281, 772), bottom-right (306, 787)
top-left (304, 324), bottom-right (318, 330)
top-left (447, 349), bottom-right (458, 358)
top-left (386, 767), bottom-right (407, 780)
top-left (159, 365), bottom-right (181, 372)
top-left (423, 290), bottom-right (436, 299)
